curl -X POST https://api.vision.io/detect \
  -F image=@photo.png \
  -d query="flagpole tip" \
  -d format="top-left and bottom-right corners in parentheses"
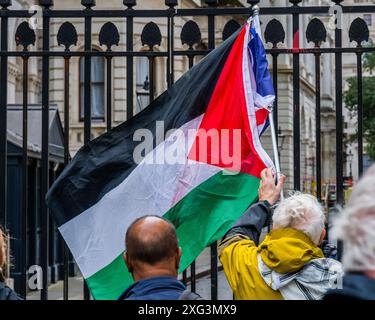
top-left (252, 4), bottom-right (260, 16)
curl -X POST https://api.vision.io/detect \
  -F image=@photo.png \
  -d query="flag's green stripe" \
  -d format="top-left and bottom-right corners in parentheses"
top-left (86, 254), bottom-right (132, 300)
top-left (164, 171), bottom-right (260, 272)
top-left (86, 171), bottom-right (260, 300)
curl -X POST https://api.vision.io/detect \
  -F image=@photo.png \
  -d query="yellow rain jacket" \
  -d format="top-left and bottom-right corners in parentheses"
top-left (219, 228), bottom-right (324, 300)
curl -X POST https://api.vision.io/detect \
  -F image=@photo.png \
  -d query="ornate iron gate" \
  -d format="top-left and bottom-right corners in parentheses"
top-left (0, 0), bottom-right (372, 300)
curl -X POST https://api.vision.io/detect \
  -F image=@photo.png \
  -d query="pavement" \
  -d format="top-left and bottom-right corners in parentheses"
top-left (27, 247), bottom-right (233, 300)
top-left (189, 271), bottom-right (233, 300)
top-left (27, 276), bottom-right (87, 300)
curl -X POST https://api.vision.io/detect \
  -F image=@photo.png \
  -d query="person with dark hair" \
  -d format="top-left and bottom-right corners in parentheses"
top-left (118, 215), bottom-right (202, 300)
top-left (0, 227), bottom-right (21, 300)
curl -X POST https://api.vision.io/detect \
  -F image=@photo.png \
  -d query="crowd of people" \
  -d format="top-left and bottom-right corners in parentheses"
top-left (1, 164), bottom-right (375, 300)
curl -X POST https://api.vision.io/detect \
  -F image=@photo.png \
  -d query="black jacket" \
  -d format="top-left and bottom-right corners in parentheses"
top-left (324, 273), bottom-right (375, 300)
top-left (0, 282), bottom-right (21, 300)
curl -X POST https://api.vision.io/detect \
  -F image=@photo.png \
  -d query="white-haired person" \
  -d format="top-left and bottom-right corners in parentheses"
top-left (324, 164), bottom-right (375, 300)
top-left (219, 168), bottom-right (343, 300)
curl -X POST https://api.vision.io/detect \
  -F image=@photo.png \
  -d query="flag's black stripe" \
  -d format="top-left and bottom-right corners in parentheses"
top-left (47, 30), bottom-right (239, 227)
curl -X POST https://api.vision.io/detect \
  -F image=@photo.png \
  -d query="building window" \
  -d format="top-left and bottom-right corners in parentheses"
top-left (79, 53), bottom-right (105, 121)
top-left (136, 57), bottom-right (150, 112)
top-left (364, 14), bottom-right (372, 26)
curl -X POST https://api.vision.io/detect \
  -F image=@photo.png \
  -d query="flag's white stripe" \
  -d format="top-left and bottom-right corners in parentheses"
top-left (59, 115), bottom-right (221, 278)
top-left (243, 22), bottom-right (275, 171)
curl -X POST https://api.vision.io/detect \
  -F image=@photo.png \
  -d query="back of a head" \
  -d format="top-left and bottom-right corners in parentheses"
top-left (331, 164), bottom-right (375, 272)
top-left (125, 216), bottom-right (178, 265)
top-left (272, 193), bottom-right (325, 245)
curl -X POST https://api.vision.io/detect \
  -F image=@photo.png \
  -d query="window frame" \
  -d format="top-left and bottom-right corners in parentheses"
top-left (79, 51), bottom-right (106, 122)
top-left (363, 13), bottom-right (372, 26)
top-left (135, 56), bottom-right (151, 112)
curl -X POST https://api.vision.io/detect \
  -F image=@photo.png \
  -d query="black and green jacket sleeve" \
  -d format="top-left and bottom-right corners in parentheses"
top-left (220, 201), bottom-right (273, 249)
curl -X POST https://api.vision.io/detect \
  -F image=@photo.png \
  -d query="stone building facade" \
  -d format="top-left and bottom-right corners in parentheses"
top-left (258, 0), bottom-right (338, 194)
top-left (48, 0), bottom-right (241, 153)
top-left (257, 0), bottom-right (374, 193)
top-left (341, 0), bottom-right (375, 180)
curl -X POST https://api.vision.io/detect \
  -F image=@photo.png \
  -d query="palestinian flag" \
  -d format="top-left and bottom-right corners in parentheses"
top-left (47, 21), bottom-right (275, 300)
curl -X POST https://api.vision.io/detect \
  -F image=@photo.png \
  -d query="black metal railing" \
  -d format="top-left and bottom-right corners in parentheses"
top-left (0, 0), bottom-right (372, 300)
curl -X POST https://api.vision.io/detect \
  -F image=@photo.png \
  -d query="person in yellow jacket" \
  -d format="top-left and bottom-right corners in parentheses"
top-left (219, 169), bottom-right (343, 300)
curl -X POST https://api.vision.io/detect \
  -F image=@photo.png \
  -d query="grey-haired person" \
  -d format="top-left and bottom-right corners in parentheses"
top-left (324, 164), bottom-right (375, 300)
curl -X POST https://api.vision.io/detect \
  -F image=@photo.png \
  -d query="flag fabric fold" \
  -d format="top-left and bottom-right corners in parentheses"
top-left (47, 21), bottom-right (275, 300)
top-left (248, 15), bottom-right (276, 136)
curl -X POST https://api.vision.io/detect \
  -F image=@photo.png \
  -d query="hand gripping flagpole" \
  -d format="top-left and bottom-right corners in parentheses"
top-left (251, 5), bottom-right (284, 201)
